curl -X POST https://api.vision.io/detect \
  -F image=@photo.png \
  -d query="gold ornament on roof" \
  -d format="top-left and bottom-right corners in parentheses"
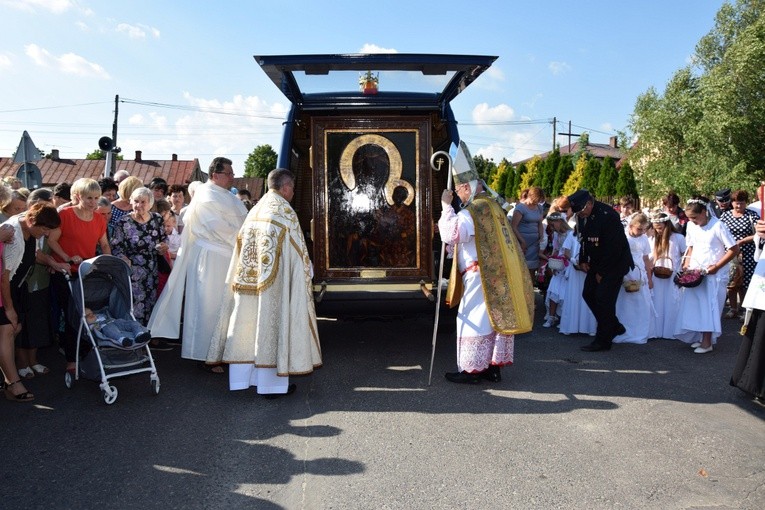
top-left (359, 71), bottom-right (379, 94)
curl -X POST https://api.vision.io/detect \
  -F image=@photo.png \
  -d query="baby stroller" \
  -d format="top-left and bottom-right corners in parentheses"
top-left (64, 255), bottom-right (160, 404)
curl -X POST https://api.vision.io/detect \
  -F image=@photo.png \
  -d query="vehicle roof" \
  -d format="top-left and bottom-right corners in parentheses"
top-left (254, 53), bottom-right (497, 110)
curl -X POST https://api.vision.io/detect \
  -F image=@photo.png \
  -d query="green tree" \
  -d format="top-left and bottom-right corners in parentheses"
top-left (493, 159), bottom-right (511, 198)
top-left (540, 147), bottom-right (560, 195)
top-left (552, 154), bottom-right (573, 198)
top-left (473, 154), bottom-right (497, 183)
top-left (509, 162), bottom-right (527, 200)
top-left (85, 149), bottom-right (123, 161)
top-left (615, 161), bottom-right (639, 200)
top-left (519, 156), bottom-right (542, 192)
top-left (596, 157), bottom-right (618, 201)
top-left (562, 154), bottom-right (588, 196)
top-left (244, 144), bottom-right (278, 179)
top-left (581, 156), bottom-right (601, 196)
top-left (627, 0), bottom-right (765, 200)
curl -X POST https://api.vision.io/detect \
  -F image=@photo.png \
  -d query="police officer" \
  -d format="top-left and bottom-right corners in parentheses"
top-left (566, 190), bottom-right (634, 352)
top-left (712, 188), bottom-right (733, 218)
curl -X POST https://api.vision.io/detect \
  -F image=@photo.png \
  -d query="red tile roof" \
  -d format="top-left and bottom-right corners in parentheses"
top-left (0, 155), bottom-right (206, 187)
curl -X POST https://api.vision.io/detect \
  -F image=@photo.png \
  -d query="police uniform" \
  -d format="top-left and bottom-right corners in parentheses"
top-left (569, 191), bottom-right (634, 351)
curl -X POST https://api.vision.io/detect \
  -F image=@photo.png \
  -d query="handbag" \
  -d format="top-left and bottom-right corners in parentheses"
top-left (156, 251), bottom-right (172, 274)
top-left (728, 254), bottom-right (743, 290)
top-left (445, 256), bottom-right (463, 308)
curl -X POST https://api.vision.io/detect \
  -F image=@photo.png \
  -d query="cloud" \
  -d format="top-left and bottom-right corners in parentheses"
top-left (600, 122), bottom-right (614, 133)
top-left (119, 93), bottom-right (289, 172)
top-left (548, 61), bottom-right (571, 75)
top-left (2, 0), bottom-right (72, 13)
top-left (25, 43), bottom-right (110, 79)
top-left (116, 23), bottom-right (161, 40)
top-left (472, 103), bottom-right (515, 126)
top-left (0, 53), bottom-right (12, 71)
top-left (358, 43), bottom-right (397, 54)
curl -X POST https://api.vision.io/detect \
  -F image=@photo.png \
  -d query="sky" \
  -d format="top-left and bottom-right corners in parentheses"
top-left (0, 0), bottom-right (727, 177)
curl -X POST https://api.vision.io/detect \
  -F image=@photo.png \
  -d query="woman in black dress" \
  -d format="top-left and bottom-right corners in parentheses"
top-left (731, 218), bottom-right (765, 401)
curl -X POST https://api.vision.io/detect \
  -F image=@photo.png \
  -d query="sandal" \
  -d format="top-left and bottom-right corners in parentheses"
top-left (31, 364), bottom-right (49, 375)
top-left (4, 380), bottom-right (35, 403)
top-left (18, 366), bottom-right (34, 379)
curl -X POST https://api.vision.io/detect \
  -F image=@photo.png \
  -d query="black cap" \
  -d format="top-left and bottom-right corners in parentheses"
top-left (715, 188), bottom-right (731, 202)
top-left (567, 190), bottom-right (592, 213)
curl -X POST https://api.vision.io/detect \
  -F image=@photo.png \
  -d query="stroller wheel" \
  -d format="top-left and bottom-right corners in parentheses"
top-left (64, 370), bottom-right (74, 389)
top-left (150, 379), bottom-right (160, 396)
top-left (101, 385), bottom-right (118, 405)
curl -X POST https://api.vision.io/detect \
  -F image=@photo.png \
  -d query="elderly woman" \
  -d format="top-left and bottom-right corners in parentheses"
top-left (48, 178), bottom-right (111, 375)
top-left (2, 203), bottom-right (62, 402)
top-left (110, 176), bottom-right (143, 230)
top-left (110, 187), bottom-right (168, 332)
top-left (720, 189), bottom-right (760, 318)
top-left (511, 186), bottom-right (545, 279)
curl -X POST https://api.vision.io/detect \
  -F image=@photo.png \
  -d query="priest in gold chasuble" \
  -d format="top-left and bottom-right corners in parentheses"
top-left (208, 169), bottom-right (322, 397)
top-left (438, 142), bottom-right (534, 384)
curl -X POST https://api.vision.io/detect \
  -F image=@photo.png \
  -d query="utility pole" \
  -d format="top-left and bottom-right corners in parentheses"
top-left (552, 117), bottom-right (556, 152)
top-left (110, 94), bottom-right (119, 177)
top-left (557, 120), bottom-right (580, 154)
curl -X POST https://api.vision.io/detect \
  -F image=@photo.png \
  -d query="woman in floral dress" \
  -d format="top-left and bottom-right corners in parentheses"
top-left (110, 187), bottom-right (168, 326)
top-left (720, 189), bottom-right (760, 318)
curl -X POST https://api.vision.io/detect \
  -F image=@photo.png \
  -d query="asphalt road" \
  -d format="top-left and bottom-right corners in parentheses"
top-left (2, 295), bottom-right (764, 509)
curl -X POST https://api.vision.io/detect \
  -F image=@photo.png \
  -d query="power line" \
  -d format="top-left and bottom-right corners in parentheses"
top-left (0, 101), bottom-right (112, 114)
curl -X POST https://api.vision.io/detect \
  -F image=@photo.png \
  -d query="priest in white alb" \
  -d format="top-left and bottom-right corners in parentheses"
top-left (148, 157), bottom-right (248, 370)
top-left (207, 168), bottom-right (322, 398)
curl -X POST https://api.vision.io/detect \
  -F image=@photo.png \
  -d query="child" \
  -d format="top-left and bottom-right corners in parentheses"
top-left (543, 212), bottom-right (572, 327)
top-left (613, 213), bottom-right (655, 344)
top-left (84, 307), bottom-right (151, 348)
top-left (164, 212), bottom-right (181, 262)
top-left (649, 211), bottom-right (686, 339)
top-left (675, 196), bottom-right (739, 353)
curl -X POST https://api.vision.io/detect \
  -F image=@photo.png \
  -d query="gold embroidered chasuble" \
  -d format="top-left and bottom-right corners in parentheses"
top-left (207, 190), bottom-right (322, 375)
top-left (466, 193), bottom-right (535, 334)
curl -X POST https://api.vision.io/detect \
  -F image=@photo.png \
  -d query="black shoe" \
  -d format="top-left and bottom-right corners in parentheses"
top-left (445, 371), bottom-right (482, 384)
top-left (480, 365), bottom-right (502, 383)
top-left (581, 342), bottom-right (612, 352)
top-left (135, 332), bottom-right (151, 345)
top-left (263, 384), bottom-right (297, 400)
top-left (614, 323), bottom-right (626, 336)
top-left (149, 339), bottom-right (174, 351)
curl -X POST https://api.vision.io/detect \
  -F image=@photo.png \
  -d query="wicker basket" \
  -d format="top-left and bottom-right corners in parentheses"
top-left (547, 257), bottom-right (565, 271)
top-left (652, 257), bottom-right (674, 279)
top-left (623, 268), bottom-right (642, 293)
top-left (673, 268), bottom-right (706, 288)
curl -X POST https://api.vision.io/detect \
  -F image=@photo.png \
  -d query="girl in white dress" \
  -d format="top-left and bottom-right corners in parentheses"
top-left (614, 213), bottom-right (655, 344)
top-left (675, 196), bottom-right (739, 353)
top-left (649, 211), bottom-right (686, 339)
top-left (543, 212), bottom-right (572, 327)
top-left (558, 221), bottom-right (597, 336)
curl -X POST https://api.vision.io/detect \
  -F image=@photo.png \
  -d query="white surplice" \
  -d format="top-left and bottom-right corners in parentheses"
top-left (147, 182), bottom-right (247, 360)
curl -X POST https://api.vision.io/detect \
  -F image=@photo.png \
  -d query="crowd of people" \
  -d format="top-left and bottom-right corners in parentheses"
top-left (0, 163), bottom-right (268, 403)
top-left (1, 155), bottom-right (762, 404)
top-left (504, 185), bottom-right (763, 401)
